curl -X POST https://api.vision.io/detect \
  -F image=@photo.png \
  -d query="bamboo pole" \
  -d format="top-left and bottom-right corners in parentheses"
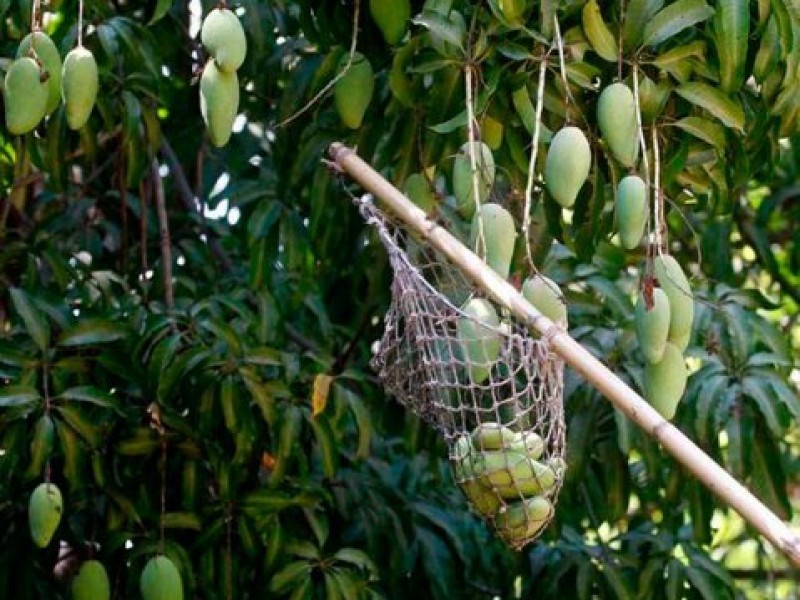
top-left (328, 142), bottom-right (800, 567)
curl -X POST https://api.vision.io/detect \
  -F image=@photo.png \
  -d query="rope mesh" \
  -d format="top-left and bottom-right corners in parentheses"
top-left (359, 197), bottom-right (566, 550)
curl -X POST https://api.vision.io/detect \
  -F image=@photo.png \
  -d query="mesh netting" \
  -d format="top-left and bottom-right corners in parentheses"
top-left (358, 197), bottom-right (566, 550)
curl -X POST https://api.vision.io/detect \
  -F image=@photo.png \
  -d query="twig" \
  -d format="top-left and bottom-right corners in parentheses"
top-left (523, 53), bottom-right (549, 270)
top-left (152, 160), bottom-right (174, 310)
top-left (159, 139), bottom-right (234, 272)
top-left (465, 64), bottom-right (487, 260)
top-left (276, 0), bottom-right (361, 128)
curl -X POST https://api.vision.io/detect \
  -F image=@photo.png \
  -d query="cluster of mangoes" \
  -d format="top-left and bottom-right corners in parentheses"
top-left (451, 423), bottom-right (561, 546)
top-left (199, 5), bottom-right (247, 147)
top-left (546, 81), bottom-right (693, 420)
top-left (27, 481), bottom-right (183, 600)
top-left (3, 31), bottom-right (98, 135)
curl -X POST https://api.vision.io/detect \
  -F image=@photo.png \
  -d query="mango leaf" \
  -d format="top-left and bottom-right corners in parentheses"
top-left (749, 424), bottom-right (791, 519)
top-left (59, 319), bottom-right (128, 346)
top-left (333, 548), bottom-right (379, 580)
top-left (672, 117), bottom-right (727, 151)
top-left (161, 512), bottom-right (203, 530)
top-left (623, 0), bottom-right (665, 49)
top-left (240, 488), bottom-right (319, 514)
top-left (742, 377), bottom-right (783, 436)
top-left (412, 10), bottom-right (465, 52)
top-left (308, 413), bottom-right (338, 478)
top-left (58, 386), bottom-right (124, 414)
top-left (148, 0), bottom-right (172, 24)
top-left (10, 287), bottom-right (49, 352)
top-left (643, 0), bottom-right (715, 47)
top-left (676, 82), bottom-right (745, 132)
top-left (268, 561), bottom-right (313, 595)
top-left (0, 386), bottom-right (41, 408)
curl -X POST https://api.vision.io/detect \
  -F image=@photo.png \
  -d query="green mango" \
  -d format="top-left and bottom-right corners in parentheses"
top-left (471, 422), bottom-right (517, 451)
top-left (653, 254), bottom-right (694, 349)
top-left (61, 46), bottom-right (98, 130)
top-left (369, 0), bottom-right (410, 45)
top-left (450, 435), bottom-right (473, 462)
top-left (200, 59), bottom-right (239, 147)
top-left (29, 482), bottom-right (63, 548)
top-left (544, 126), bottom-right (592, 208)
top-left (597, 82), bottom-right (639, 167)
top-left (644, 342), bottom-right (687, 420)
top-left (494, 496), bottom-right (553, 545)
top-left (403, 173), bottom-right (436, 213)
top-left (4, 57), bottom-right (48, 135)
top-left (544, 456), bottom-right (567, 478)
top-left (453, 141), bottom-right (495, 218)
top-left (333, 53), bottom-right (374, 129)
top-left (521, 275), bottom-right (567, 324)
top-left (457, 298), bottom-right (501, 384)
top-left (200, 8), bottom-right (247, 72)
top-left (72, 560), bottom-right (110, 600)
top-left (635, 288), bottom-right (671, 364)
top-left (474, 451), bottom-right (556, 498)
top-left (471, 203), bottom-right (516, 279)
top-left (507, 430), bottom-right (545, 460)
top-left (616, 175), bottom-right (647, 249)
top-left (141, 555), bottom-right (184, 600)
top-left (18, 31), bottom-right (62, 115)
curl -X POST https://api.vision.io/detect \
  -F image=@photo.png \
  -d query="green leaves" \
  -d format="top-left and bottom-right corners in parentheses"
top-left (9, 288), bottom-right (49, 352)
top-left (675, 82), bottom-right (745, 131)
top-left (713, 0), bottom-right (750, 93)
top-left (643, 0), bottom-right (715, 47)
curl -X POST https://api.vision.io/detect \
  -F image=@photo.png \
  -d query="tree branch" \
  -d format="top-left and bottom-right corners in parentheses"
top-left (159, 139), bottom-right (234, 273)
top-left (152, 160), bottom-right (174, 310)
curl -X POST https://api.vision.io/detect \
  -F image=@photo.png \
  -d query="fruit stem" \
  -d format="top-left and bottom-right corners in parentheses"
top-left (464, 63), bottom-right (487, 260)
top-left (522, 52), bottom-right (548, 272)
top-left (631, 65), bottom-right (653, 276)
top-left (652, 126), bottom-right (666, 252)
top-left (78, 0), bottom-right (84, 47)
top-left (553, 16), bottom-right (575, 122)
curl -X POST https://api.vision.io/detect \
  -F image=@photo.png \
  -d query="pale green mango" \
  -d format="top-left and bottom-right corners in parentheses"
top-left (544, 126), bottom-right (592, 208)
top-left (457, 298), bottom-right (501, 384)
top-left (333, 53), bottom-right (374, 129)
top-left (200, 59), bottom-right (239, 147)
top-left (369, 0), bottom-right (410, 45)
top-left (62, 46), bottom-right (98, 130)
top-left (495, 496), bottom-right (553, 545)
top-left (471, 422), bottom-right (517, 451)
top-left (616, 175), bottom-right (647, 249)
top-left (653, 254), bottom-right (694, 347)
top-left (521, 275), bottom-right (567, 324)
top-left (471, 203), bottom-right (516, 279)
top-left (201, 8), bottom-right (247, 72)
top-left (644, 342), bottom-right (687, 420)
top-left (403, 173), bottom-right (436, 213)
top-left (597, 82), bottom-right (639, 167)
top-left (141, 555), bottom-right (184, 600)
top-left (474, 451), bottom-right (556, 498)
top-left (29, 482), bottom-right (63, 548)
top-left (18, 31), bottom-right (62, 115)
top-left (635, 288), bottom-right (671, 364)
top-left (4, 57), bottom-right (48, 135)
top-left (453, 141), bottom-right (495, 218)
top-left (508, 430), bottom-right (545, 461)
top-left (72, 560), bottom-right (110, 600)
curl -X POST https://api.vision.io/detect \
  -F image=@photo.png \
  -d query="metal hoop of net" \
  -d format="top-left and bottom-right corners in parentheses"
top-left (358, 196), bottom-right (566, 550)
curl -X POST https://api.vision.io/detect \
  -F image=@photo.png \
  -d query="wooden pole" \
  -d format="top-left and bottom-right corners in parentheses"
top-left (328, 142), bottom-right (800, 567)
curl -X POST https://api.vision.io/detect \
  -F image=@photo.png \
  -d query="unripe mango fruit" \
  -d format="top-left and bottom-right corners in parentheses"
top-left (616, 175), bottom-right (647, 249)
top-left (29, 482), bottom-right (63, 548)
top-left (4, 57), bottom-right (48, 135)
top-left (369, 0), bottom-right (410, 45)
top-left (545, 126), bottom-right (592, 208)
top-left (72, 560), bottom-right (110, 600)
top-left (457, 298), bottom-right (501, 384)
top-left (18, 32), bottom-right (62, 115)
top-left (521, 275), bottom-right (567, 324)
top-left (495, 496), bottom-right (553, 544)
top-left (334, 53), bottom-right (374, 129)
top-left (471, 422), bottom-right (517, 450)
top-left (644, 342), bottom-right (687, 420)
top-left (200, 59), bottom-right (239, 147)
top-left (403, 173), bottom-right (436, 213)
top-left (62, 46), bottom-right (98, 130)
top-left (597, 83), bottom-right (639, 167)
top-left (201, 8), bottom-right (247, 72)
top-left (654, 254), bottom-right (694, 349)
top-left (453, 141), bottom-right (495, 218)
top-left (508, 431), bottom-right (545, 461)
top-left (635, 288), bottom-right (671, 364)
top-left (473, 451), bottom-right (556, 498)
top-left (141, 555), bottom-right (184, 600)
top-left (471, 203), bottom-right (516, 280)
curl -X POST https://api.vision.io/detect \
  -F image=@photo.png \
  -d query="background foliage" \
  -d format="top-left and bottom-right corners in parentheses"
top-left (1, 0), bottom-right (800, 598)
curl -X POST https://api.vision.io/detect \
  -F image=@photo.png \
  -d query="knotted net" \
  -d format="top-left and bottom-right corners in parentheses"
top-left (358, 196), bottom-right (566, 550)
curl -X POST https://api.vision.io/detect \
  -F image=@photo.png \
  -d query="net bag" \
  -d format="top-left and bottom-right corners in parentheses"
top-left (358, 197), bottom-right (566, 550)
